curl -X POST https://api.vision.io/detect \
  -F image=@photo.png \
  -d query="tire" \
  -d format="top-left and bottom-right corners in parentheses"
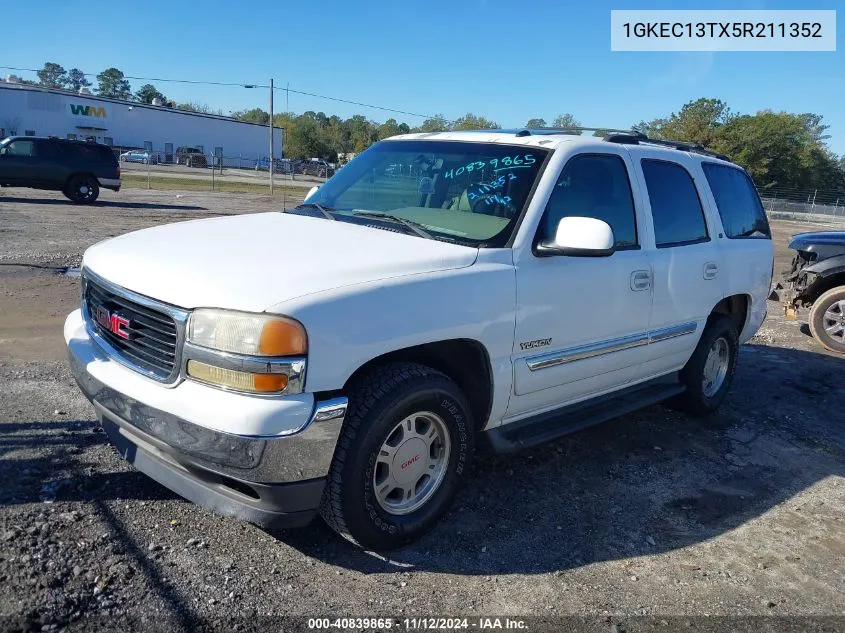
top-left (64, 175), bottom-right (100, 204)
top-left (320, 362), bottom-right (474, 550)
top-left (808, 286), bottom-right (845, 354)
top-left (669, 314), bottom-right (738, 416)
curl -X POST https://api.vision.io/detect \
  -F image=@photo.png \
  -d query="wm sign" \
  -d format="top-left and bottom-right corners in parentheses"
top-left (69, 104), bottom-right (106, 117)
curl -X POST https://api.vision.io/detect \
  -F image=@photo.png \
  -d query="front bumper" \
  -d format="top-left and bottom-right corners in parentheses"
top-left (65, 309), bottom-right (347, 529)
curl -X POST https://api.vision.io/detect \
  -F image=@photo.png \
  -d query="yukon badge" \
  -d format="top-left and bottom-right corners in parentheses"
top-left (520, 338), bottom-right (552, 351)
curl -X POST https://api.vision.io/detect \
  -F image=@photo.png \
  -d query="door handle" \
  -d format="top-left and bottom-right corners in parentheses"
top-left (703, 262), bottom-right (719, 280)
top-left (630, 270), bottom-right (651, 291)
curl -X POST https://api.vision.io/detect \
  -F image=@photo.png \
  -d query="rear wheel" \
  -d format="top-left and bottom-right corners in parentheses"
top-left (669, 315), bottom-right (738, 416)
top-left (808, 286), bottom-right (845, 354)
top-left (64, 175), bottom-right (99, 204)
top-left (320, 362), bottom-right (474, 550)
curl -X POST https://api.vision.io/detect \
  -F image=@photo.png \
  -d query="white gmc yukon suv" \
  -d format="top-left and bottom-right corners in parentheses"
top-left (65, 129), bottom-right (774, 549)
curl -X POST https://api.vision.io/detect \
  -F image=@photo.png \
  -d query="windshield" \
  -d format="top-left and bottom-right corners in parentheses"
top-left (301, 140), bottom-right (550, 246)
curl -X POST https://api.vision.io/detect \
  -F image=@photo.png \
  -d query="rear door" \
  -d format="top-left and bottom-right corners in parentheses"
top-left (631, 152), bottom-right (726, 378)
top-left (34, 140), bottom-right (70, 187)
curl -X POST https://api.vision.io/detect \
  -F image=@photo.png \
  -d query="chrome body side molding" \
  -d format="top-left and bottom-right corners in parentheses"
top-left (526, 321), bottom-right (698, 372)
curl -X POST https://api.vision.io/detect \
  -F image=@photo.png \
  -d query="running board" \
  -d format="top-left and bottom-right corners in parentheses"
top-left (484, 376), bottom-right (685, 454)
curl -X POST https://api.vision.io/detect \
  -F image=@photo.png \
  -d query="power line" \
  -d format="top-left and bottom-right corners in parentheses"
top-left (274, 86), bottom-right (439, 120)
top-left (0, 65), bottom-right (442, 120)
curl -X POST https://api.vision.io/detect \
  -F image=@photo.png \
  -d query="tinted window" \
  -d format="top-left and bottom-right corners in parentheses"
top-left (5, 140), bottom-right (35, 157)
top-left (702, 163), bottom-right (771, 239)
top-left (37, 141), bottom-right (66, 160)
top-left (75, 144), bottom-right (116, 163)
top-left (538, 154), bottom-right (638, 249)
top-left (641, 160), bottom-right (708, 247)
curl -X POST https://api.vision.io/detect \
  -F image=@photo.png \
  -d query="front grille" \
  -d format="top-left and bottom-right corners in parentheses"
top-left (84, 276), bottom-right (180, 381)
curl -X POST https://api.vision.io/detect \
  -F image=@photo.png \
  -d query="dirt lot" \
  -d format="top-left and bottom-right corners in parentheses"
top-left (1, 188), bottom-right (844, 632)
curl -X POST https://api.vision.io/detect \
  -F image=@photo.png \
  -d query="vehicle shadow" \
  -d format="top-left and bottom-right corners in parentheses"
top-left (0, 415), bottom-right (180, 506)
top-left (272, 343), bottom-right (845, 575)
top-left (0, 196), bottom-right (207, 212)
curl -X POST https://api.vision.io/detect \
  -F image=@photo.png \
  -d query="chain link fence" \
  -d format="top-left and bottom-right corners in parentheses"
top-left (760, 185), bottom-right (845, 227)
top-left (108, 143), bottom-right (336, 196)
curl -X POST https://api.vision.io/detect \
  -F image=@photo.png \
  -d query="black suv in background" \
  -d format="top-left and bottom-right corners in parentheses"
top-left (0, 136), bottom-right (120, 203)
top-left (175, 146), bottom-right (208, 168)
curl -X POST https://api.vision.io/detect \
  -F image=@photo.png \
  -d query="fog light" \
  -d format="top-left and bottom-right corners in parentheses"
top-left (187, 360), bottom-right (289, 393)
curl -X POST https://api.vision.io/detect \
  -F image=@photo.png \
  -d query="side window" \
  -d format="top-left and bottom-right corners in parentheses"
top-left (641, 160), bottom-right (709, 248)
top-left (538, 154), bottom-right (638, 249)
top-left (5, 140), bottom-right (35, 157)
top-left (36, 141), bottom-right (64, 160)
top-left (702, 163), bottom-right (771, 239)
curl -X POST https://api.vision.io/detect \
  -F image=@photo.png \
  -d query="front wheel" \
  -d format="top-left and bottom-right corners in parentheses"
top-left (669, 314), bottom-right (738, 416)
top-left (64, 175), bottom-right (99, 204)
top-left (808, 286), bottom-right (845, 354)
top-left (320, 362), bottom-right (474, 550)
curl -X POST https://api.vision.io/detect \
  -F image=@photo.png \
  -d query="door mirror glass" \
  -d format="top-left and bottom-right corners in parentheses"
top-left (305, 185), bottom-right (320, 201)
top-left (537, 216), bottom-right (615, 257)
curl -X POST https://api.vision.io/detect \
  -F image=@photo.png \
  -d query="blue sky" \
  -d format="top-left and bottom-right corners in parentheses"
top-left (2, 0), bottom-right (842, 154)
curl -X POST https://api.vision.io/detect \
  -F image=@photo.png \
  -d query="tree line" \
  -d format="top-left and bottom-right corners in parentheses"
top-left (18, 63), bottom-right (845, 191)
top-left (236, 103), bottom-right (845, 193)
top-left (20, 61), bottom-right (220, 114)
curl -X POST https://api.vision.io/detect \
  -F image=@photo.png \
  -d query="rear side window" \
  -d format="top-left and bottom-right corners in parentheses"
top-left (641, 160), bottom-right (709, 248)
top-left (539, 154), bottom-right (638, 249)
top-left (702, 163), bottom-right (771, 239)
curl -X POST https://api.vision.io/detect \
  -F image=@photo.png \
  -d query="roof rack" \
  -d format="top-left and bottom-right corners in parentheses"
top-left (474, 127), bottom-right (730, 161)
top-left (513, 127), bottom-right (642, 137)
top-left (604, 131), bottom-right (730, 161)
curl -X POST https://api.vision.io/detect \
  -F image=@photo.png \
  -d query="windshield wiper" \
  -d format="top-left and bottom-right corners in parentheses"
top-left (352, 212), bottom-right (433, 240)
top-left (290, 202), bottom-right (336, 220)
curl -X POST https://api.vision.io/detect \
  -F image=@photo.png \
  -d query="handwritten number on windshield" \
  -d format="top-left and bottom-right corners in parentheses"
top-left (444, 154), bottom-right (536, 179)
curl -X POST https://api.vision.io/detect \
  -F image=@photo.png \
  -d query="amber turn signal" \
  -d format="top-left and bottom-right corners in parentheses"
top-left (259, 318), bottom-right (307, 356)
top-left (187, 360), bottom-right (289, 393)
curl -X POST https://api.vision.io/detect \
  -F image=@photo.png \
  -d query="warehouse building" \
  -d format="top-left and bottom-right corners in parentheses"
top-left (0, 80), bottom-right (283, 167)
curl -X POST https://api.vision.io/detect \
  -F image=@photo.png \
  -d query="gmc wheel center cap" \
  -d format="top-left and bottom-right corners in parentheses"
top-left (392, 438), bottom-right (427, 485)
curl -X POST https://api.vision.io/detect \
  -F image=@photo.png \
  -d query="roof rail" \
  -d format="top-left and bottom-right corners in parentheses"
top-left (604, 131), bottom-right (730, 161)
top-left (515, 126), bottom-right (643, 137)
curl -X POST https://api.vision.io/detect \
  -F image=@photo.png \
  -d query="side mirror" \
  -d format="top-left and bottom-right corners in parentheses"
top-left (305, 185), bottom-right (320, 201)
top-left (536, 216), bottom-right (615, 257)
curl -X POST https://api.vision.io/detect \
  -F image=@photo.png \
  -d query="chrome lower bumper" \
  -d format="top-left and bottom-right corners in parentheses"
top-left (68, 344), bottom-right (347, 485)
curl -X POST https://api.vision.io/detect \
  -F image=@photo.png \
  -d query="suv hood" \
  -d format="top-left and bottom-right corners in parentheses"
top-left (82, 212), bottom-right (478, 312)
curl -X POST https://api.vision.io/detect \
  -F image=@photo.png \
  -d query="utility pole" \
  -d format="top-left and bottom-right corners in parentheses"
top-left (269, 78), bottom-right (274, 195)
top-left (286, 82), bottom-right (289, 112)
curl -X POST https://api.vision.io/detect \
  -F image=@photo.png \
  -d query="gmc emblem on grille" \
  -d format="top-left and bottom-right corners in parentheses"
top-left (95, 305), bottom-right (131, 340)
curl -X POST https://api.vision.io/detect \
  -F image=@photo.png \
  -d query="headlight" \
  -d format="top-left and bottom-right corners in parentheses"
top-left (184, 309), bottom-right (307, 395)
top-left (187, 309), bottom-right (307, 356)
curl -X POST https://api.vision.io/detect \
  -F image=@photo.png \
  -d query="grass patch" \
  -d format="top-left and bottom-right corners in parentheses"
top-left (122, 174), bottom-right (305, 197)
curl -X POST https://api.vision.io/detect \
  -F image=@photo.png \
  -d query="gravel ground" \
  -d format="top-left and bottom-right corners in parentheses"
top-left (1, 188), bottom-right (844, 633)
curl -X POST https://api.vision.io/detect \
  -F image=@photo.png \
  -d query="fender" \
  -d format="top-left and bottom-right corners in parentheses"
top-left (805, 253), bottom-right (845, 280)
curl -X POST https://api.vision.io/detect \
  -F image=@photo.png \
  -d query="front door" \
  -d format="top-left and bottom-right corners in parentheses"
top-left (0, 139), bottom-right (37, 184)
top-left (507, 150), bottom-right (653, 420)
